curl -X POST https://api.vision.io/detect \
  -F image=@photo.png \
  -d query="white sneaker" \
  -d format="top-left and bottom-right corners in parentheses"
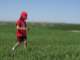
top-left (12, 48), bottom-right (15, 51)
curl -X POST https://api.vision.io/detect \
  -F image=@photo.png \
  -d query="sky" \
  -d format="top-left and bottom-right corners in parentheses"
top-left (0, 0), bottom-right (80, 23)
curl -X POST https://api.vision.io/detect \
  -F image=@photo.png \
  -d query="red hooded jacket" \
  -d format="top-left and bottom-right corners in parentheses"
top-left (16, 11), bottom-right (28, 37)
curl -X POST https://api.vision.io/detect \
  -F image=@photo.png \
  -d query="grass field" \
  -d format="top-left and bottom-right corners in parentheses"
top-left (0, 22), bottom-right (80, 60)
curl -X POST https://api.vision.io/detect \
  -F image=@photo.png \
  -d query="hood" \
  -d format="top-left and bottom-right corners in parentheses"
top-left (20, 11), bottom-right (28, 21)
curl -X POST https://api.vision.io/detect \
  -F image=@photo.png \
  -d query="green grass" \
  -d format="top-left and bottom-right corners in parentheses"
top-left (0, 23), bottom-right (80, 60)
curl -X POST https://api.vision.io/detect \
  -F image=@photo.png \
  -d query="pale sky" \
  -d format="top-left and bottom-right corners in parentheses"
top-left (0, 0), bottom-right (80, 23)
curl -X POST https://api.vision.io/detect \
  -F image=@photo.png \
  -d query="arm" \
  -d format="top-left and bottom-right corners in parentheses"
top-left (16, 25), bottom-right (26, 30)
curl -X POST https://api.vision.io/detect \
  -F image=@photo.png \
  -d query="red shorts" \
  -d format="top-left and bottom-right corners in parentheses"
top-left (17, 36), bottom-right (27, 43)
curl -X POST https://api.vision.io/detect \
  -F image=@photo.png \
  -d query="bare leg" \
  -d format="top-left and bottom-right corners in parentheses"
top-left (12, 41), bottom-right (21, 51)
top-left (24, 39), bottom-right (27, 48)
top-left (12, 42), bottom-right (18, 51)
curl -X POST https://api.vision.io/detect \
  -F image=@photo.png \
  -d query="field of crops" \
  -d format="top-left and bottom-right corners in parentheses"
top-left (0, 22), bottom-right (80, 60)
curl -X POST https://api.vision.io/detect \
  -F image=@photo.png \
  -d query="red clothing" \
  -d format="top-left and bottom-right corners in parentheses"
top-left (16, 20), bottom-right (27, 37)
top-left (16, 11), bottom-right (28, 43)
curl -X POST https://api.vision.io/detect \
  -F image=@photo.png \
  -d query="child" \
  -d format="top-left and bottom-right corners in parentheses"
top-left (12, 11), bottom-right (28, 51)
